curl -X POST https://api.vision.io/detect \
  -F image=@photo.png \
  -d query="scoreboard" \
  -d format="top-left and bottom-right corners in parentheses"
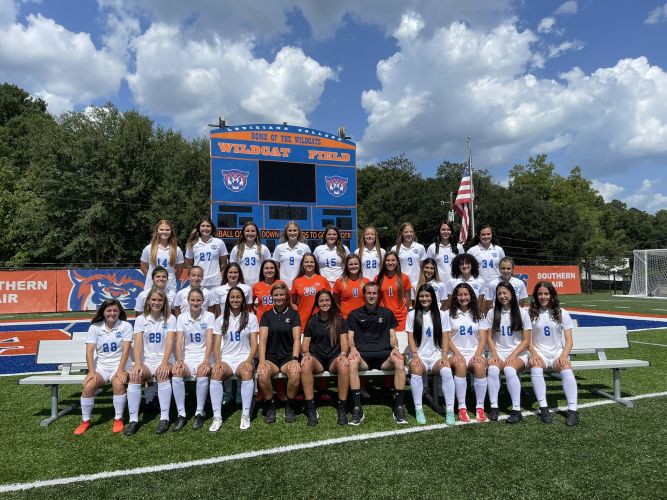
top-left (210, 123), bottom-right (357, 252)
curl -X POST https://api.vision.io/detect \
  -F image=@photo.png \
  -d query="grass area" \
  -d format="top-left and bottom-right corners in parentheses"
top-left (560, 291), bottom-right (667, 315)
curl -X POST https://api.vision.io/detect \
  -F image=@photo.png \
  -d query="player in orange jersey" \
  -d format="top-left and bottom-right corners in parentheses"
top-left (333, 254), bottom-right (369, 319)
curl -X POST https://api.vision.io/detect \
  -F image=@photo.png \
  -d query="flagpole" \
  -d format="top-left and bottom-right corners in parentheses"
top-left (467, 137), bottom-right (475, 238)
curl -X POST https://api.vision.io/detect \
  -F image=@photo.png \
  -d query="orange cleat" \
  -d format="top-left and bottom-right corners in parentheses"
top-left (458, 408), bottom-right (471, 423)
top-left (112, 418), bottom-right (124, 433)
top-left (74, 420), bottom-right (91, 435)
top-left (475, 408), bottom-right (488, 423)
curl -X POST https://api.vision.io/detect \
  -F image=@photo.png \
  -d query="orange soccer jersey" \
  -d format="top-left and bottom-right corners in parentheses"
top-left (252, 280), bottom-right (287, 322)
top-left (291, 274), bottom-right (331, 329)
top-left (333, 277), bottom-right (369, 319)
top-left (378, 272), bottom-right (411, 330)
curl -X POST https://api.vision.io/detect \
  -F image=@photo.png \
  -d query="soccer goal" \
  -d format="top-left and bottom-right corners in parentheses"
top-left (628, 249), bottom-right (667, 298)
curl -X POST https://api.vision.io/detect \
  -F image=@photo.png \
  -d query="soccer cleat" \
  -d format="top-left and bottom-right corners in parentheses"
top-left (265, 405), bottom-right (277, 424)
top-left (155, 419), bottom-right (170, 434)
top-left (74, 420), bottom-right (91, 435)
top-left (488, 408), bottom-right (500, 421)
top-left (172, 415), bottom-right (187, 432)
top-left (192, 414), bottom-right (205, 430)
top-left (458, 408), bottom-right (471, 423)
top-left (240, 415), bottom-right (251, 430)
top-left (306, 408), bottom-right (319, 427)
top-left (393, 405), bottom-right (408, 424)
top-left (415, 408), bottom-right (426, 425)
top-left (538, 407), bottom-right (553, 424)
top-left (209, 417), bottom-right (223, 432)
top-left (112, 418), bottom-right (124, 433)
top-left (445, 411), bottom-right (456, 426)
top-left (284, 404), bottom-right (297, 423)
top-left (336, 404), bottom-right (348, 425)
top-left (349, 406), bottom-right (364, 426)
top-left (475, 408), bottom-right (489, 423)
top-left (506, 410), bottom-right (523, 424)
top-left (124, 421), bottom-right (139, 436)
top-left (565, 410), bottom-right (580, 426)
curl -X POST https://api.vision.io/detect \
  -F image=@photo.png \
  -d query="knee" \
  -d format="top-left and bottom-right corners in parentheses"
top-left (530, 367), bottom-right (544, 377)
top-left (172, 366), bottom-right (184, 377)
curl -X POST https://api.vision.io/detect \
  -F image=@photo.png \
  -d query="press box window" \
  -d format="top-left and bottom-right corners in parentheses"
top-left (259, 161), bottom-right (316, 203)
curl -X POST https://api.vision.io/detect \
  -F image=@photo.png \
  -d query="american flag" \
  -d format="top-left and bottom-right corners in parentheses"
top-left (454, 147), bottom-right (473, 243)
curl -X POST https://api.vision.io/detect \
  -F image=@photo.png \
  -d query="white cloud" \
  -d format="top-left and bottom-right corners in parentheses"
top-left (591, 179), bottom-right (625, 202)
top-left (127, 23), bottom-right (335, 133)
top-left (0, 0), bottom-right (18, 26)
top-left (537, 17), bottom-right (555, 34)
top-left (554, 1), bottom-right (578, 16)
top-left (645, 3), bottom-right (667, 24)
top-left (0, 13), bottom-right (125, 115)
top-left (547, 40), bottom-right (584, 59)
top-left (394, 10), bottom-right (425, 42)
top-left (624, 179), bottom-right (667, 213)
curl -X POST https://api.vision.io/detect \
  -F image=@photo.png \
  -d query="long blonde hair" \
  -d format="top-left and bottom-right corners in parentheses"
top-left (142, 287), bottom-right (171, 321)
top-left (395, 222), bottom-right (417, 250)
top-left (280, 221), bottom-right (306, 243)
top-left (149, 220), bottom-right (178, 267)
top-left (357, 226), bottom-right (382, 263)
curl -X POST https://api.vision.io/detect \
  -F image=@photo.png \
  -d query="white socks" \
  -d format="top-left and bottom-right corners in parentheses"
top-left (410, 374), bottom-right (424, 410)
top-left (157, 381), bottom-right (172, 420)
top-left (172, 377), bottom-right (186, 416)
top-left (112, 394), bottom-right (127, 420)
top-left (531, 367), bottom-right (548, 407)
top-left (504, 366), bottom-right (522, 410)
top-left (196, 377), bottom-right (209, 415)
top-left (473, 377), bottom-right (487, 409)
top-left (127, 383), bottom-right (142, 422)
top-left (561, 369), bottom-right (578, 410)
top-left (440, 367), bottom-right (455, 412)
top-left (210, 380), bottom-right (223, 418)
top-left (80, 396), bottom-right (94, 421)
top-left (241, 380), bottom-right (254, 417)
top-left (487, 365), bottom-right (501, 408)
top-left (454, 376), bottom-right (467, 409)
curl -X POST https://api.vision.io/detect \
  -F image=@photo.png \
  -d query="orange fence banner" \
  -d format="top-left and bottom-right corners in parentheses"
top-left (0, 270), bottom-right (58, 314)
top-left (514, 266), bottom-right (581, 295)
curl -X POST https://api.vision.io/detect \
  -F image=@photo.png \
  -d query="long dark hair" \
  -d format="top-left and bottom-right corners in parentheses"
top-left (471, 224), bottom-right (500, 247)
top-left (222, 262), bottom-right (246, 285)
top-left (221, 286), bottom-right (249, 334)
top-left (259, 259), bottom-right (280, 282)
top-left (451, 253), bottom-right (480, 279)
top-left (529, 281), bottom-right (562, 323)
top-left (492, 281), bottom-right (522, 333)
top-left (433, 221), bottom-right (460, 255)
top-left (308, 289), bottom-right (343, 347)
top-left (377, 251), bottom-right (405, 302)
top-left (413, 284), bottom-right (443, 349)
top-left (321, 224), bottom-right (347, 261)
top-left (91, 298), bottom-right (127, 324)
top-left (448, 283), bottom-right (481, 322)
top-left (186, 216), bottom-right (217, 249)
top-left (296, 252), bottom-right (321, 277)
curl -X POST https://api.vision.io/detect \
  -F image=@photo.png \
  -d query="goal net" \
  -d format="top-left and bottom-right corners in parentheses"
top-left (628, 249), bottom-right (667, 297)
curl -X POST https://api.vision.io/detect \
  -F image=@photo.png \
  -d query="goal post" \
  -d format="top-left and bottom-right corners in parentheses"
top-left (628, 249), bottom-right (667, 298)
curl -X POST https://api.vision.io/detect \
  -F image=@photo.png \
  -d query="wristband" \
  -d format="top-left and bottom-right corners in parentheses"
top-left (292, 356), bottom-right (299, 361)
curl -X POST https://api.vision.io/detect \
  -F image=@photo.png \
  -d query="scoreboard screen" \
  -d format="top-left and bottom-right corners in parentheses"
top-left (210, 124), bottom-right (357, 252)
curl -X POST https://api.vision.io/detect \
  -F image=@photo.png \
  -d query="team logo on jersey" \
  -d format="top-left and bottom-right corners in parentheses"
top-left (115, 331), bottom-right (123, 339)
top-left (199, 323), bottom-right (207, 330)
top-left (222, 169), bottom-right (249, 192)
top-left (325, 175), bottom-right (348, 197)
top-left (68, 270), bottom-right (144, 311)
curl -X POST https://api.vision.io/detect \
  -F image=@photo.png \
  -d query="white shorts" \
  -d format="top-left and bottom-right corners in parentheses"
top-left (184, 355), bottom-right (212, 377)
top-left (449, 350), bottom-right (485, 367)
top-left (94, 363), bottom-right (124, 383)
top-left (411, 353), bottom-right (443, 373)
top-left (222, 355), bottom-right (250, 375)
top-left (495, 350), bottom-right (528, 368)
top-left (531, 349), bottom-right (566, 369)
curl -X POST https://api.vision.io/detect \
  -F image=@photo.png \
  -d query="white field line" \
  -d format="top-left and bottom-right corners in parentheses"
top-left (630, 340), bottom-right (667, 348)
top-left (2, 391), bottom-right (666, 494)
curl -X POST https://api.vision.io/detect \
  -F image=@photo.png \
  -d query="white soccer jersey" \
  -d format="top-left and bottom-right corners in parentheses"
top-left (134, 314), bottom-right (177, 364)
top-left (425, 279), bottom-right (448, 304)
top-left (176, 310), bottom-right (215, 359)
top-left (448, 276), bottom-right (487, 300)
top-left (485, 307), bottom-right (531, 354)
top-left (211, 283), bottom-right (253, 312)
top-left (406, 310), bottom-right (450, 359)
top-left (313, 244), bottom-right (350, 284)
top-left (229, 243), bottom-right (272, 286)
top-left (185, 237), bottom-right (228, 287)
top-left (141, 245), bottom-right (185, 293)
top-left (355, 247), bottom-right (386, 281)
top-left (447, 309), bottom-right (489, 354)
top-left (467, 244), bottom-right (505, 283)
top-left (173, 286), bottom-right (213, 314)
top-left (485, 277), bottom-right (528, 304)
top-left (134, 288), bottom-right (176, 313)
top-left (531, 308), bottom-right (574, 358)
top-left (426, 243), bottom-right (465, 282)
top-left (214, 312), bottom-right (259, 360)
top-left (390, 243), bottom-right (426, 288)
top-left (272, 242), bottom-right (311, 288)
top-left (85, 320), bottom-right (133, 368)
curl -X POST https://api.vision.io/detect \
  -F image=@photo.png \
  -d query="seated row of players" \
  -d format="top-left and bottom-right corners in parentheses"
top-left (74, 277), bottom-right (579, 436)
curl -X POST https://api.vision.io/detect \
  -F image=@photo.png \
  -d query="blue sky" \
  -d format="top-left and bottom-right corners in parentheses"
top-left (1, 0), bottom-right (666, 213)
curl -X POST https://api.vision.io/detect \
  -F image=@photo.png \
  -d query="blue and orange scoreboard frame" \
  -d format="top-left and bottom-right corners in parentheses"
top-left (210, 124), bottom-right (357, 252)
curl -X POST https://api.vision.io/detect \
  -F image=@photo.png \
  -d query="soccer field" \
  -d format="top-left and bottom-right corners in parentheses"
top-left (1, 327), bottom-right (665, 498)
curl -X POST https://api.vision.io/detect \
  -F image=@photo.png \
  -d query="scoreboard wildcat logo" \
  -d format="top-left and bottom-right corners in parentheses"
top-left (222, 169), bottom-right (249, 192)
top-left (325, 175), bottom-right (348, 197)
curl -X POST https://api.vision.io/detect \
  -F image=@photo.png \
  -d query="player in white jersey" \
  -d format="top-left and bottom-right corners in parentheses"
top-left (210, 287), bottom-right (259, 431)
top-left (229, 221), bottom-right (271, 286)
top-left (483, 282), bottom-right (531, 424)
top-left (448, 253), bottom-right (486, 308)
top-left (485, 257), bottom-right (528, 309)
top-left (172, 288), bottom-right (216, 431)
top-left (125, 289), bottom-right (177, 435)
top-left (390, 222), bottom-right (426, 291)
top-left (446, 283), bottom-right (490, 424)
top-left (212, 262), bottom-right (253, 316)
top-left (74, 299), bottom-right (133, 435)
top-left (140, 219), bottom-right (184, 294)
top-left (355, 226), bottom-right (386, 281)
top-left (416, 258), bottom-right (448, 309)
top-left (528, 281), bottom-right (579, 426)
top-left (426, 221), bottom-right (464, 283)
top-left (184, 217), bottom-right (228, 290)
top-left (467, 224), bottom-right (505, 284)
top-left (173, 265), bottom-right (214, 315)
top-left (313, 224), bottom-right (350, 286)
top-left (406, 284), bottom-right (454, 425)
top-left (134, 266), bottom-right (175, 313)
top-left (272, 221), bottom-right (311, 289)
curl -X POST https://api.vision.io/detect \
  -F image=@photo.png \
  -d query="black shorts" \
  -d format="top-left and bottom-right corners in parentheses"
top-left (312, 353), bottom-right (339, 372)
top-left (267, 355), bottom-right (295, 370)
top-left (359, 350), bottom-right (392, 370)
